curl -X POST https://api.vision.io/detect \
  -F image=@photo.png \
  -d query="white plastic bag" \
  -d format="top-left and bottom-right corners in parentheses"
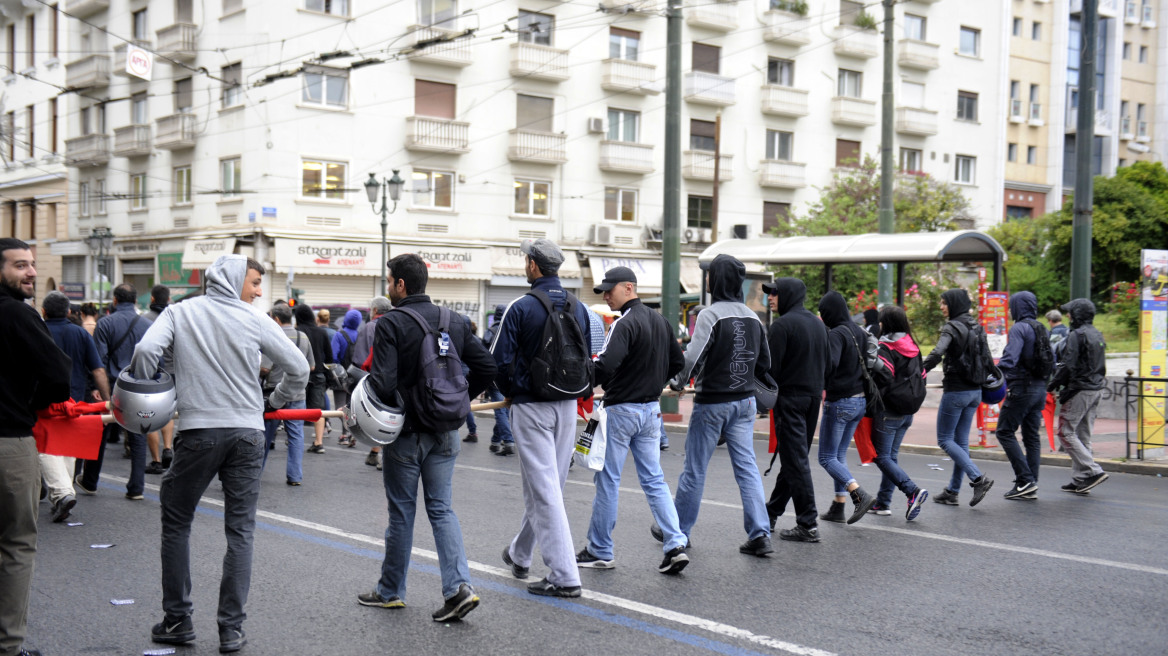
top-left (573, 402), bottom-right (608, 472)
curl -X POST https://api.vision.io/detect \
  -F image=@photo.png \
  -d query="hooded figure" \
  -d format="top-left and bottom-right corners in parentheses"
top-left (819, 291), bottom-right (880, 402)
top-left (767, 278), bottom-right (829, 397)
top-left (1048, 298), bottom-right (1106, 396)
top-left (994, 290), bottom-right (1051, 500)
top-left (332, 308), bottom-right (362, 364)
top-left (922, 289), bottom-right (983, 391)
top-left (863, 308), bottom-right (881, 339)
top-left (997, 291), bottom-right (1044, 384)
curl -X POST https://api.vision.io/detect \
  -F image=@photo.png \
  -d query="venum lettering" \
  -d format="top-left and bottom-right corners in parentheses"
top-left (728, 319), bottom-right (753, 390)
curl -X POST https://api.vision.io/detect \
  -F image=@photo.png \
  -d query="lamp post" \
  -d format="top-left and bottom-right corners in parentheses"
top-left (364, 170), bottom-right (405, 297)
top-left (85, 226), bottom-right (115, 311)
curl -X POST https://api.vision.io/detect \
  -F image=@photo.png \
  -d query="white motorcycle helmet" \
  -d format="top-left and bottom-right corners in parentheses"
top-left (345, 377), bottom-right (405, 447)
top-left (111, 369), bottom-right (177, 434)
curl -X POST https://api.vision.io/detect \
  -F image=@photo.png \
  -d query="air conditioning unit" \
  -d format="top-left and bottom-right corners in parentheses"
top-left (587, 117), bottom-right (606, 134)
top-left (683, 227), bottom-right (713, 243)
top-left (589, 223), bottom-right (614, 246)
top-left (643, 226), bottom-right (663, 247)
top-left (732, 224), bottom-right (749, 239)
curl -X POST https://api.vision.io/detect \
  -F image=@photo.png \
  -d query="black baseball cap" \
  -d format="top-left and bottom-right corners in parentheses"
top-left (762, 281), bottom-right (780, 295)
top-left (593, 266), bottom-right (638, 294)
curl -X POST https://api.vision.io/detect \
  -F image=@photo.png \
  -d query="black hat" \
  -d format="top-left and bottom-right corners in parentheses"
top-left (593, 266), bottom-right (638, 294)
top-left (761, 281), bottom-right (779, 295)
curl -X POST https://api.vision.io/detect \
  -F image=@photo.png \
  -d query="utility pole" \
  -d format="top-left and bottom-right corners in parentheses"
top-left (1070, 0), bottom-right (1097, 300)
top-left (877, 0), bottom-right (895, 306)
top-left (711, 112), bottom-right (722, 240)
top-left (661, 0), bottom-right (682, 329)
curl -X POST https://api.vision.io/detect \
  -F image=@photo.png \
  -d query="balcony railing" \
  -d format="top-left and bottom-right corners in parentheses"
top-left (1029, 102), bottom-right (1043, 125)
top-left (156, 23), bottom-right (198, 60)
top-left (510, 42), bottom-right (569, 81)
top-left (601, 59), bottom-right (658, 95)
top-left (598, 141), bottom-right (654, 174)
top-left (1009, 99), bottom-right (1025, 123)
top-left (831, 96), bottom-right (876, 126)
top-left (682, 150), bottom-right (733, 181)
top-left (64, 134), bottom-right (110, 167)
top-left (113, 41), bottom-right (153, 77)
top-left (897, 39), bottom-right (939, 70)
top-left (758, 160), bottom-right (805, 188)
top-left (405, 116), bottom-right (470, 153)
top-left (599, 0), bottom-right (658, 13)
top-left (760, 85), bottom-right (809, 117)
top-left (684, 71), bottom-right (735, 106)
top-left (832, 25), bottom-right (880, 59)
top-left (762, 10), bottom-right (811, 46)
top-left (508, 129), bottom-right (567, 164)
top-left (65, 54), bottom-right (111, 89)
top-left (64, 0), bottom-right (109, 17)
top-left (685, 0), bottom-right (738, 31)
top-left (1120, 116), bottom-right (1134, 140)
top-left (1066, 108), bottom-right (1112, 136)
top-left (895, 106), bottom-right (938, 136)
top-left (407, 25), bottom-right (473, 67)
top-left (155, 113), bottom-right (197, 150)
top-left (113, 125), bottom-right (151, 157)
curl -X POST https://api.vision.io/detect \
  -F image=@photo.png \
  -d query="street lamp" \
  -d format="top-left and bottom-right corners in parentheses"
top-left (85, 226), bottom-right (115, 311)
top-left (364, 170), bottom-right (405, 297)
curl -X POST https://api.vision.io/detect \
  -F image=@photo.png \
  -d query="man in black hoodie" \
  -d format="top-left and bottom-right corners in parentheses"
top-left (996, 291), bottom-right (1049, 500)
top-left (1048, 298), bottom-right (1109, 494)
top-left (762, 278), bottom-right (829, 543)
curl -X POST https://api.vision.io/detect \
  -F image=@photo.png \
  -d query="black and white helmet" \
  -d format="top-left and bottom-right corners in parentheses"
top-left (111, 369), bottom-right (177, 434)
top-left (344, 377), bottom-right (405, 447)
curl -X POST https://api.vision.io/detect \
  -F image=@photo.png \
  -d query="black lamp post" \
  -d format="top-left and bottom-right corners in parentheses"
top-left (85, 226), bottom-right (115, 310)
top-left (364, 170), bottom-right (405, 297)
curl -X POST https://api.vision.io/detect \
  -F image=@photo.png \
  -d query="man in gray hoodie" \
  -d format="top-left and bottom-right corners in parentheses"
top-left (130, 255), bottom-right (310, 653)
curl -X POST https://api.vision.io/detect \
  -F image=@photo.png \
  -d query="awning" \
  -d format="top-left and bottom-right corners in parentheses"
top-left (181, 237), bottom-right (236, 268)
top-left (587, 255), bottom-right (662, 294)
top-left (390, 244), bottom-right (491, 281)
top-left (489, 246), bottom-right (581, 279)
top-left (697, 230), bottom-right (1006, 265)
top-left (680, 258), bottom-right (702, 294)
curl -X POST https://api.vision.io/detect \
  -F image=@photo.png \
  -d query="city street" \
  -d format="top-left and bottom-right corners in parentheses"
top-left (26, 417), bottom-right (1168, 656)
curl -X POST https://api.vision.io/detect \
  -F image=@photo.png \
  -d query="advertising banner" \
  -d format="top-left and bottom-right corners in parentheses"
top-left (975, 268), bottom-right (1008, 443)
top-left (1138, 249), bottom-right (1167, 449)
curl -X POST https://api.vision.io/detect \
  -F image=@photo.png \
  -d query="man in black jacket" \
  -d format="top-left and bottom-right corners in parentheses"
top-left (996, 291), bottom-right (1049, 500)
top-left (576, 267), bottom-right (688, 574)
top-left (763, 278), bottom-right (829, 543)
top-left (1048, 298), bottom-right (1109, 494)
top-left (358, 253), bottom-right (496, 622)
top-left (294, 303), bottom-right (333, 454)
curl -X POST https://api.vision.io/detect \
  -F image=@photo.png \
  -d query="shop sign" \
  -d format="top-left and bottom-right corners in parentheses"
top-left (390, 245), bottom-right (490, 279)
top-left (158, 252), bottom-right (202, 287)
top-left (275, 238), bottom-right (379, 276)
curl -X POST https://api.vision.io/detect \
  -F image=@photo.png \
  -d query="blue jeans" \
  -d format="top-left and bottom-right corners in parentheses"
top-left (675, 398), bottom-right (770, 540)
top-left (586, 402), bottom-right (685, 559)
top-left (818, 396), bottom-right (865, 496)
top-left (995, 380), bottom-right (1046, 485)
top-left (872, 412), bottom-right (919, 507)
top-left (658, 413), bottom-right (669, 448)
top-left (262, 399), bottom-right (305, 483)
top-left (377, 429), bottom-right (470, 602)
top-left (936, 389), bottom-right (983, 492)
top-left (464, 411), bottom-right (477, 435)
top-left (487, 388), bottom-right (513, 444)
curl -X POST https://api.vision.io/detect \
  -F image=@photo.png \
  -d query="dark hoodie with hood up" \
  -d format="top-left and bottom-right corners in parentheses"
top-left (922, 288), bottom-right (984, 392)
top-left (331, 308), bottom-right (362, 364)
top-left (672, 254), bottom-right (770, 405)
top-left (1048, 298), bottom-right (1106, 394)
top-left (998, 291), bottom-right (1045, 384)
top-left (819, 291), bottom-right (877, 402)
top-left (767, 278), bottom-right (829, 397)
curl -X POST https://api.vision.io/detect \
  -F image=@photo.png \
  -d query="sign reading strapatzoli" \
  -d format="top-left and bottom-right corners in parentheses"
top-left (275, 239), bottom-right (379, 276)
top-left (390, 244), bottom-right (490, 279)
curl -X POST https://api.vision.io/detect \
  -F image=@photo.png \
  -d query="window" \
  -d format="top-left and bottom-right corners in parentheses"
top-left (130, 173), bottom-right (147, 209)
top-left (221, 63), bottom-right (243, 107)
top-left (609, 27), bottom-right (639, 61)
top-left (902, 81), bottom-right (925, 108)
top-left (95, 103), bottom-right (106, 133)
top-left (518, 10), bottom-right (553, 46)
top-left (25, 105), bottom-right (33, 158)
top-left (221, 158), bottom-right (242, 198)
top-left (692, 43), bottom-right (720, 74)
top-left (605, 187), bottom-right (637, 223)
top-left (1011, 17), bottom-right (1021, 37)
top-left (417, 0), bottom-right (454, 26)
top-left (836, 139), bottom-right (860, 167)
top-left (687, 195), bottom-right (712, 229)
top-left (301, 159), bottom-right (346, 200)
top-left (516, 94), bottom-right (553, 131)
top-left (175, 77), bottom-right (193, 112)
top-left (954, 155), bottom-right (976, 184)
top-left (223, 0), bottom-right (243, 13)
top-left (5, 24), bottom-right (13, 73)
top-left (1006, 206), bottom-right (1032, 220)
top-left (1123, 42), bottom-right (1131, 59)
top-left (411, 169), bottom-right (453, 209)
top-left (132, 9), bottom-right (148, 41)
top-left (1139, 46), bottom-right (1148, 63)
top-left (957, 91), bottom-right (978, 121)
top-left (174, 167), bottom-right (191, 205)
top-left (1031, 21), bottom-right (1041, 41)
top-left (306, 0), bottom-right (349, 16)
top-left (96, 179), bottom-right (106, 214)
top-left (177, 0), bottom-right (193, 22)
top-left (607, 108), bottom-right (639, 142)
top-left (24, 14), bottom-right (33, 68)
top-left (1010, 80), bottom-right (1020, 100)
top-left (131, 93), bottom-right (148, 124)
top-left (513, 179), bottom-right (550, 217)
top-left (49, 98), bottom-right (57, 153)
top-left (415, 79), bottom-right (455, 118)
top-left (303, 67), bottom-right (349, 108)
top-left (767, 58), bottom-right (793, 86)
top-left (50, 4), bottom-right (58, 58)
top-left (839, 0), bottom-right (864, 26)
top-left (838, 69), bottom-right (862, 97)
top-left (762, 201), bottom-right (790, 234)
top-left (1118, 158), bottom-right (1126, 168)
top-left (690, 119), bottom-right (715, 151)
top-left (79, 182), bottom-right (90, 217)
top-left (1027, 146), bottom-right (1037, 165)
top-left (959, 27), bottom-right (980, 56)
top-left (905, 14), bottom-right (926, 41)
top-left (3, 112), bottom-right (11, 162)
top-left (899, 147), bottom-right (922, 173)
top-left (1029, 84), bottom-right (1039, 103)
top-left (765, 130), bottom-right (793, 161)
top-left (1007, 143), bottom-right (1017, 162)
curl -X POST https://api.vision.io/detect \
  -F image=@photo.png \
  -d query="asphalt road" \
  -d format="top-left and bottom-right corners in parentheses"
top-left (25, 417), bottom-right (1168, 656)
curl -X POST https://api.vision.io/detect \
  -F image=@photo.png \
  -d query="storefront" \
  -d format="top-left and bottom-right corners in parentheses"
top-left (486, 246), bottom-right (583, 324)
top-left (390, 244), bottom-right (490, 328)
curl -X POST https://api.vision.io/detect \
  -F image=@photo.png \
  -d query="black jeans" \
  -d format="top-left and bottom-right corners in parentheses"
top-left (80, 423), bottom-right (146, 495)
top-left (766, 394), bottom-right (820, 529)
top-left (995, 379), bottom-right (1047, 485)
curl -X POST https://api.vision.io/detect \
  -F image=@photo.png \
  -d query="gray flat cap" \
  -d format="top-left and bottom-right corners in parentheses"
top-left (520, 238), bottom-right (565, 269)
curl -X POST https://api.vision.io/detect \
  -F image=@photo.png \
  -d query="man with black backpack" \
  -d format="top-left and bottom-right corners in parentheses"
top-left (491, 238), bottom-right (593, 598)
top-left (996, 291), bottom-right (1054, 500)
top-left (357, 253), bottom-right (495, 620)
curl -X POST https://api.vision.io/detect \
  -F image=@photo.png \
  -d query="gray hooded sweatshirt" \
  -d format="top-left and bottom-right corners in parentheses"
top-left (130, 255), bottom-right (310, 431)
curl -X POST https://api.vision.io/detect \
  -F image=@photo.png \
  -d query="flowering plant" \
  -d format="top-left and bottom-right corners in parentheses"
top-left (1107, 281), bottom-right (1140, 332)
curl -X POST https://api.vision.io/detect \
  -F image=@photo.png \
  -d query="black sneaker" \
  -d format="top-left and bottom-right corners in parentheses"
top-left (463, 433), bottom-right (478, 443)
top-left (649, 522), bottom-right (664, 543)
top-left (365, 452), bottom-right (380, 467)
top-left (51, 494), bottom-right (76, 523)
top-left (145, 461), bottom-right (166, 475)
top-left (218, 627), bottom-right (247, 653)
top-left (576, 547), bottom-right (615, 569)
top-left (527, 578), bottom-right (582, 598)
top-left (738, 535), bottom-right (773, 557)
top-left (1003, 480), bottom-right (1037, 500)
top-left (17, 648), bottom-right (43, 656)
top-left (502, 545), bottom-right (529, 579)
top-left (933, 488), bottom-right (959, 505)
top-left (778, 525), bottom-right (820, 543)
top-left (286, 479), bottom-right (301, 486)
top-left (1076, 472), bottom-right (1109, 493)
top-left (357, 590), bottom-right (405, 608)
top-left (496, 443), bottom-right (514, 456)
top-left (432, 583), bottom-right (480, 622)
top-left (125, 492), bottom-right (144, 501)
top-left (906, 489), bottom-right (929, 521)
top-left (969, 475), bottom-right (994, 507)
top-left (74, 475), bottom-right (97, 496)
top-left (1061, 482), bottom-right (1080, 493)
top-left (847, 487), bottom-right (877, 524)
top-left (1021, 488), bottom-right (1038, 499)
top-left (489, 442), bottom-right (500, 453)
top-left (868, 503), bottom-right (892, 516)
top-left (658, 546), bottom-right (689, 574)
top-left (307, 443), bottom-right (326, 454)
top-left (151, 615), bottom-right (196, 644)
top-left (819, 501), bottom-right (846, 523)
top-left (161, 448), bottom-right (174, 468)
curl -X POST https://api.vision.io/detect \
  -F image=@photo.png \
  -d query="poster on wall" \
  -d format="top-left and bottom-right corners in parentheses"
top-left (976, 269), bottom-right (1008, 442)
top-left (1138, 249), bottom-right (1167, 450)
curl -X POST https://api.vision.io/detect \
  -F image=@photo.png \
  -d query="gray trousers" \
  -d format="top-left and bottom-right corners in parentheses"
top-left (160, 427), bottom-right (264, 631)
top-left (1057, 389), bottom-right (1105, 483)
top-left (509, 400), bottom-right (581, 588)
top-left (0, 437), bottom-right (39, 656)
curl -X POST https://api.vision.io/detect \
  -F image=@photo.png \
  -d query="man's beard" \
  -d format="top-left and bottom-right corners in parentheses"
top-left (0, 275), bottom-right (32, 300)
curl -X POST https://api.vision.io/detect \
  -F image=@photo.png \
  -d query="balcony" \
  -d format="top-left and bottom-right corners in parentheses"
top-left (155, 113), bottom-right (197, 150)
top-left (406, 25), bottom-right (473, 67)
top-left (762, 10), bottom-right (811, 47)
top-left (601, 59), bottom-right (659, 95)
top-left (64, 0), bottom-right (109, 17)
top-left (1126, 1), bottom-right (1139, 23)
top-left (1120, 116), bottom-right (1134, 140)
top-left (600, 0), bottom-right (658, 12)
top-left (760, 85), bottom-right (809, 117)
top-left (156, 23), bottom-right (198, 61)
top-left (65, 54), bottom-right (110, 89)
top-left (113, 125), bottom-right (151, 157)
top-left (832, 25), bottom-right (880, 59)
top-left (1009, 99), bottom-right (1025, 123)
top-left (1066, 108), bottom-right (1112, 136)
top-left (405, 116), bottom-right (470, 153)
top-left (683, 150), bottom-right (733, 181)
top-left (758, 160), bottom-right (806, 188)
top-left (509, 42), bottom-right (569, 81)
top-left (684, 71), bottom-right (735, 106)
top-left (1142, 4), bottom-right (1156, 27)
top-left (1029, 102), bottom-right (1044, 126)
top-left (831, 96), bottom-right (876, 126)
top-left (507, 129), bottom-right (567, 164)
top-left (598, 141), bottom-right (654, 174)
top-left (897, 39), bottom-right (939, 70)
top-left (64, 134), bottom-right (110, 167)
top-left (895, 106), bottom-right (938, 136)
top-left (685, 0), bottom-right (738, 31)
top-left (113, 41), bottom-right (153, 77)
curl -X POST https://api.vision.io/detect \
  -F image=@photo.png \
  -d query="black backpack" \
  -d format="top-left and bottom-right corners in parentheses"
top-left (525, 289), bottom-right (593, 401)
top-left (950, 320), bottom-right (988, 385)
top-left (393, 306), bottom-right (470, 431)
top-left (1020, 319), bottom-right (1054, 380)
top-left (879, 344), bottom-right (927, 415)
